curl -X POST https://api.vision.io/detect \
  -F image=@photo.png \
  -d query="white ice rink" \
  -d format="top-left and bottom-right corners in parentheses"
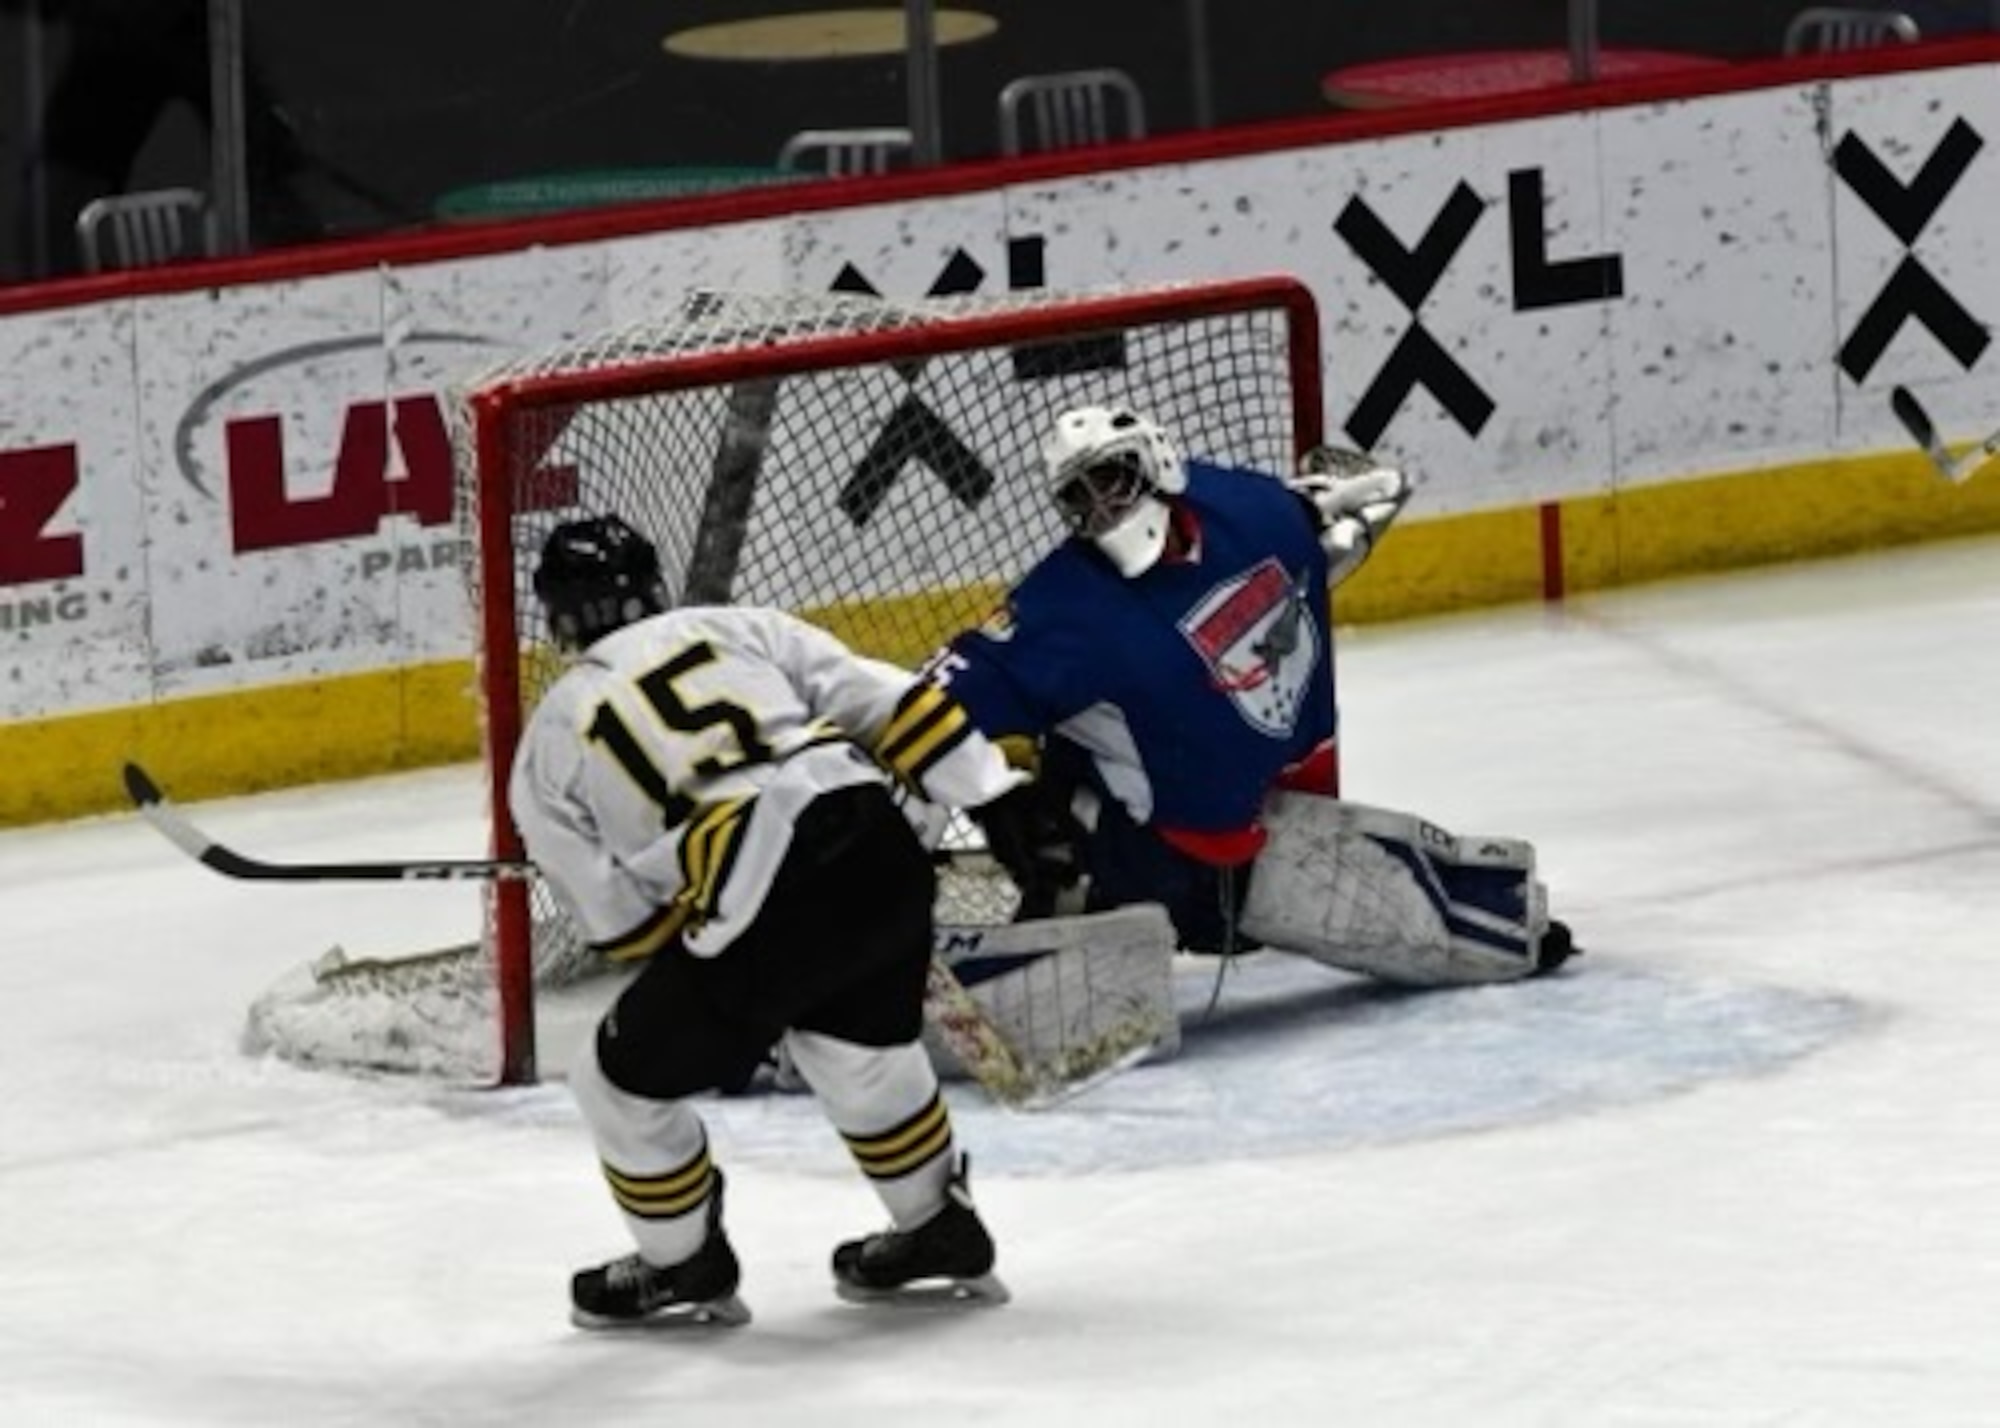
top-left (3, 535), bottom-right (1997, 1427)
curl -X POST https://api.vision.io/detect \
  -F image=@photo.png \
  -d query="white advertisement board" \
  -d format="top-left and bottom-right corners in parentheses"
top-left (2, 61), bottom-right (1996, 731)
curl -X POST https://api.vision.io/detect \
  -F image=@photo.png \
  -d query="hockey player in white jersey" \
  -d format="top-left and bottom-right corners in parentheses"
top-left (925, 404), bottom-right (1577, 987)
top-left (510, 514), bottom-right (1043, 1328)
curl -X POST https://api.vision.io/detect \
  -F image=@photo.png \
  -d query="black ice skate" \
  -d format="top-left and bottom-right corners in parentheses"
top-left (570, 1173), bottom-right (750, 1330)
top-left (832, 1159), bottom-right (1009, 1307)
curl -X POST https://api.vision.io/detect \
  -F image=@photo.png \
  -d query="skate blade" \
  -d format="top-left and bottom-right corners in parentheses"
top-left (834, 1272), bottom-right (1011, 1308)
top-left (570, 1293), bottom-right (753, 1331)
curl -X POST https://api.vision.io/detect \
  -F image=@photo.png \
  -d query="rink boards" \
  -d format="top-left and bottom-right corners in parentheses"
top-left (3, 42), bottom-right (2000, 823)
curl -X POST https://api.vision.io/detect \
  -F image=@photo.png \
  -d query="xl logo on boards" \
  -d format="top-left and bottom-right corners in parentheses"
top-left (1335, 168), bottom-right (1625, 449)
top-left (1831, 119), bottom-right (1988, 383)
top-left (827, 235), bottom-right (1125, 523)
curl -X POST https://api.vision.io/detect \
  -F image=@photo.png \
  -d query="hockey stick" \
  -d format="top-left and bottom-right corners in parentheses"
top-left (922, 959), bottom-right (1039, 1107)
top-left (1890, 386), bottom-right (2000, 485)
top-left (927, 954), bottom-right (1155, 1112)
top-left (929, 904), bottom-right (1179, 1110)
top-left (124, 761), bottom-right (538, 882)
top-left (125, 761), bottom-right (1085, 1107)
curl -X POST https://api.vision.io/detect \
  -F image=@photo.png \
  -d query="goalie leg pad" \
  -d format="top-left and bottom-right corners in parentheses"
top-left (1240, 792), bottom-right (1546, 986)
top-left (924, 905), bottom-right (1182, 1083)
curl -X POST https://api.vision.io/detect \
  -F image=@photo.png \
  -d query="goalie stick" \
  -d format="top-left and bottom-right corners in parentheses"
top-left (1890, 386), bottom-right (2000, 485)
top-left (123, 761), bottom-right (1107, 1109)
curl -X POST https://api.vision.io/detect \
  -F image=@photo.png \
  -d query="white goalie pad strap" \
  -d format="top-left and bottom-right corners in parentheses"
top-left (1240, 791), bottom-right (1545, 986)
top-left (923, 905), bottom-right (1182, 1083)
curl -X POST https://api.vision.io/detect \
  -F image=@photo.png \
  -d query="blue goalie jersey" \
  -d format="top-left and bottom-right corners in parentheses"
top-left (930, 458), bottom-right (1336, 841)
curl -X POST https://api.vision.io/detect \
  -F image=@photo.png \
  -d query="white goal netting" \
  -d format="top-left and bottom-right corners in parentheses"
top-left (245, 278), bottom-right (1322, 1084)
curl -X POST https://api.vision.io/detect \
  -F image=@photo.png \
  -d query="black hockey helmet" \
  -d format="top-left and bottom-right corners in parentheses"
top-left (531, 514), bottom-right (668, 649)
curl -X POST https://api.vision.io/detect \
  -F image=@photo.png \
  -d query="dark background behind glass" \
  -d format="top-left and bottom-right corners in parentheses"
top-left (1, 1), bottom-right (1992, 284)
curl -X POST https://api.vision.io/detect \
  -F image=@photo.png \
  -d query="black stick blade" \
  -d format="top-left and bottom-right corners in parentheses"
top-left (122, 761), bottom-right (163, 809)
top-left (1891, 386), bottom-right (2000, 484)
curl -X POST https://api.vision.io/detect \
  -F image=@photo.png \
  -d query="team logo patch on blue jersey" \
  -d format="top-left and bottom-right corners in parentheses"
top-left (1178, 557), bottom-right (1319, 737)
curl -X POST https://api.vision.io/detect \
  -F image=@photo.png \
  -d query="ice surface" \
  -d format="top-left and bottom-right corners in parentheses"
top-left (3, 536), bottom-right (1997, 1426)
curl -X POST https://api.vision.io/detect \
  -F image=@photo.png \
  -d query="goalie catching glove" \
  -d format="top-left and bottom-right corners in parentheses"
top-left (1289, 445), bottom-right (1410, 586)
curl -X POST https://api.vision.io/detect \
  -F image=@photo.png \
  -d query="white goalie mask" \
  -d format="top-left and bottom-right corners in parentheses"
top-left (1042, 405), bottom-right (1187, 577)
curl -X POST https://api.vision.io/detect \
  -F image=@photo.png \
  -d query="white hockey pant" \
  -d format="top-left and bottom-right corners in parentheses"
top-left (1239, 791), bottom-right (1547, 986)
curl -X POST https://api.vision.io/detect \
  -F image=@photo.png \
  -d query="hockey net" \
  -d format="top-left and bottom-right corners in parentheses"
top-left (246, 277), bottom-right (1323, 1084)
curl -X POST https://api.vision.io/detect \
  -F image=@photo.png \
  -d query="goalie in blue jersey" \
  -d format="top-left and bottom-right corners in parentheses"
top-left (926, 404), bottom-right (1576, 986)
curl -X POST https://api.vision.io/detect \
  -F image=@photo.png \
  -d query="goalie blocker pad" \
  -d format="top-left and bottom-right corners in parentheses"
top-left (924, 904), bottom-right (1182, 1084)
top-left (1240, 791), bottom-right (1546, 986)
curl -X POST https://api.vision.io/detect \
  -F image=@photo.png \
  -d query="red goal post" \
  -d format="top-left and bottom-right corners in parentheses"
top-left (453, 276), bottom-right (1326, 1084)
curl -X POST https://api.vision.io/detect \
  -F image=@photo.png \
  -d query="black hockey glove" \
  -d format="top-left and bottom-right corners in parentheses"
top-left (970, 781), bottom-right (1081, 919)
